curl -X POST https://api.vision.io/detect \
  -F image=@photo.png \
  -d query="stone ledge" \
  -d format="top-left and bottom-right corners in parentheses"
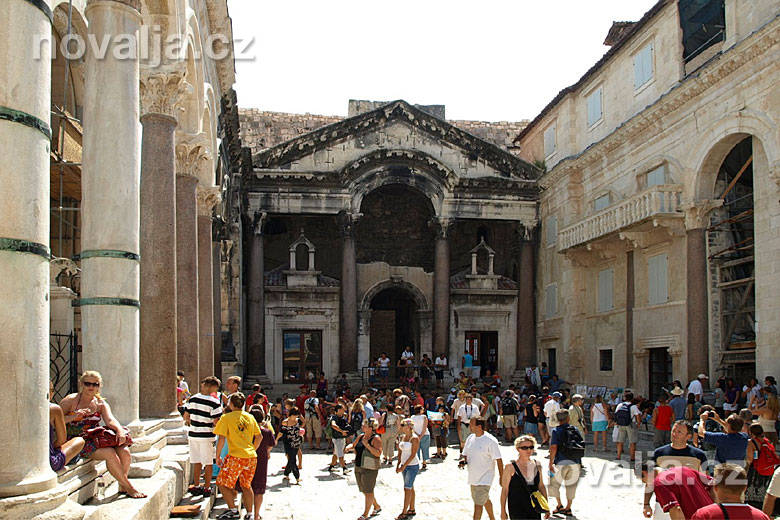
top-left (128, 457), bottom-right (162, 479)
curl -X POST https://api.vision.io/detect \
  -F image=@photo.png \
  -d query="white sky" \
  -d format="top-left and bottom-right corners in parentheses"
top-left (227, 0), bottom-right (658, 121)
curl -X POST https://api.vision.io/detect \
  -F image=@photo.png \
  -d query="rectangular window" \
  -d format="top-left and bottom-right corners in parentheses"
top-left (648, 253), bottom-right (669, 305)
top-left (594, 194), bottom-right (611, 212)
top-left (545, 216), bottom-right (558, 247)
top-left (634, 43), bottom-right (654, 89)
top-left (544, 124), bottom-right (556, 157)
top-left (598, 268), bottom-right (614, 312)
top-left (646, 164), bottom-right (666, 187)
top-left (545, 284), bottom-right (558, 318)
top-left (282, 330), bottom-right (323, 383)
top-left (587, 87), bottom-right (603, 128)
top-left (599, 349), bottom-right (613, 372)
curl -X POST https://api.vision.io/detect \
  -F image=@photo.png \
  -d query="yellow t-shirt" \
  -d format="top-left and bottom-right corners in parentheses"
top-left (213, 410), bottom-right (261, 458)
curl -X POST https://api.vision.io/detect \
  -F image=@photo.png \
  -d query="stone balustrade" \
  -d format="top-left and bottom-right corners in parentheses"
top-left (558, 185), bottom-right (683, 251)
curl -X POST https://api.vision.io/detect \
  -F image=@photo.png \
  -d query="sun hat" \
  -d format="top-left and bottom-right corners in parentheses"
top-left (671, 387), bottom-right (684, 396)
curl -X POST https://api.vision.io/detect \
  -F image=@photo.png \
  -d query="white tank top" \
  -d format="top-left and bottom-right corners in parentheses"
top-left (399, 439), bottom-right (420, 466)
top-left (411, 414), bottom-right (429, 437)
top-left (592, 403), bottom-right (607, 422)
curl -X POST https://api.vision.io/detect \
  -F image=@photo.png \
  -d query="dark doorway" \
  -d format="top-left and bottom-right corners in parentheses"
top-left (370, 287), bottom-right (419, 365)
top-left (547, 348), bottom-right (557, 379)
top-left (465, 331), bottom-right (499, 375)
top-left (649, 347), bottom-right (673, 401)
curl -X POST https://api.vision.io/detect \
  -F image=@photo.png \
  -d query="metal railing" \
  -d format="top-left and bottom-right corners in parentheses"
top-left (51, 333), bottom-right (79, 401)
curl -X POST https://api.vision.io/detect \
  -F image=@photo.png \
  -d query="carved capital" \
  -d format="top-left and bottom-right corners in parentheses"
top-left (682, 199), bottom-right (723, 230)
top-left (175, 133), bottom-right (211, 179)
top-left (197, 186), bottom-right (221, 216)
top-left (252, 211), bottom-right (267, 236)
top-left (140, 70), bottom-right (189, 119)
top-left (337, 211), bottom-right (360, 238)
top-left (429, 217), bottom-right (453, 240)
top-left (518, 220), bottom-right (538, 242)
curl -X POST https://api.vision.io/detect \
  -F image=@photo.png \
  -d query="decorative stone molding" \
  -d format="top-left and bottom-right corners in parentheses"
top-left (197, 186), bottom-right (221, 216)
top-left (682, 199), bottom-right (723, 230)
top-left (251, 211), bottom-right (267, 236)
top-left (140, 70), bottom-right (189, 119)
top-left (175, 134), bottom-right (211, 178)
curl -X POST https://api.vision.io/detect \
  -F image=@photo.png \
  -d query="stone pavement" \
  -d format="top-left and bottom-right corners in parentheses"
top-left (208, 430), bottom-right (656, 520)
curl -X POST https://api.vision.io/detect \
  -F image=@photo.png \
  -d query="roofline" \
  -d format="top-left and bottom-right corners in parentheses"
top-left (513, 0), bottom-right (670, 143)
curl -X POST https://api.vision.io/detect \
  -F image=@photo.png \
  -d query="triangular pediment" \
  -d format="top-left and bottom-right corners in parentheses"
top-left (252, 100), bottom-right (539, 180)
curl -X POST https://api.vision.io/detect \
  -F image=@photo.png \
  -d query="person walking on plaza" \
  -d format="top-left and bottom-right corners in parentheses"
top-left (304, 390), bottom-right (324, 450)
top-left (669, 387), bottom-right (686, 421)
top-left (499, 435), bottom-right (549, 520)
top-left (590, 394), bottom-right (608, 451)
top-left (411, 405), bottom-right (430, 470)
top-left (568, 394), bottom-right (586, 439)
top-left (745, 423), bottom-right (780, 507)
top-left (277, 407), bottom-right (305, 484)
top-left (346, 419), bottom-right (383, 520)
top-left (651, 394), bottom-right (674, 448)
top-left (434, 353), bottom-right (448, 388)
top-left (499, 390), bottom-right (521, 443)
top-left (458, 394), bottom-right (483, 452)
top-left (461, 417), bottom-right (504, 520)
top-left (431, 403), bottom-right (450, 459)
top-left (214, 393), bottom-right (262, 520)
top-left (548, 410), bottom-right (584, 516)
top-left (381, 404), bottom-right (401, 465)
top-left (246, 405), bottom-right (276, 520)
top-left (615, 392), bottom-right (641, 461)
top-left (327, 404), bottom-right (351, 475)
top-left (396, 418), bottom-right (421, 520)
top-left (687, 373), bottom-right (708, 403)
top-left (751, 387), bottom-right (779, 446)
top-left (463, 349), bottom-right (474, 378)
top-left (182, 376), bottom-right (223, 497)
top-left (543, 392), bottom-right (562, 436)
top-left (691, 463), bottom-right (771, 520)
top-left (698, 411), bottom-right (748, 465)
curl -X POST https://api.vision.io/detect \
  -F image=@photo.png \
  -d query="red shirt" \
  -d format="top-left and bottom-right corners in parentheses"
top-left (654, 466), bottom-right (714, 518)
top-left (295, 394), bottom-right (308, 414)
top-left (691, 503), bottom-right (770, 520)
top-left (655, 405), bottom-right (673, 431)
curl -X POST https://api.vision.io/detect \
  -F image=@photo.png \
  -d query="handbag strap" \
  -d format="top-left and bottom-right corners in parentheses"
top-left (719, 504), bottom-right (730, 520)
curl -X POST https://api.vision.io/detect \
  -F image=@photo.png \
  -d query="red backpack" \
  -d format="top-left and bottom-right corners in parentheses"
top-left (752, 437), bottom-right (780, 476)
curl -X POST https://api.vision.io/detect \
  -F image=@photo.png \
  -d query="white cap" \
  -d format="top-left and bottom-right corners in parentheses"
top-left (698, 373), bottom-right (709, 379)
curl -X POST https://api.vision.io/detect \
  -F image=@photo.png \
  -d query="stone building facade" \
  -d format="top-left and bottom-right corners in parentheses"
top-left (514, 0), bottom-right (779, 397)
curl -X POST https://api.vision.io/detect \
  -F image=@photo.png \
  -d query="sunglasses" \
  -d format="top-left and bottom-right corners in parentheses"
top-left (82, 381), bottom-right (100, 387)
top-left (517, 446), bottom-right (534, 451)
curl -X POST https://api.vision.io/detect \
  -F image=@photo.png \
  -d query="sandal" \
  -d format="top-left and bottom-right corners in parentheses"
top-left (553, 506), bottom-right (565, 514)
top-left (395, 514), bottom-right (407, 520)
top-left (371, 508), bottom-right (382, 517)
top-left (406, 510), bottom-right (416, 517)
top-left (561, 508), bottom-right (573, 515)
top-left (120, 490), bottom-right (147, 499)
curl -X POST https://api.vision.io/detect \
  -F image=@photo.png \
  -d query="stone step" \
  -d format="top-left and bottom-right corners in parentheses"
top-left (128, 457), bottom-right (162, 479)
top-left (165, 427), bottom-right (188, 446)
top-left (129, 427), bottom-right (168, 454)
top-left (131, 447), bottom-right (160, 463)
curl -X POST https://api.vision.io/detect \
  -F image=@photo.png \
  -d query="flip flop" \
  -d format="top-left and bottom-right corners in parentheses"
top-left (120, 490), bottom-right (148, 499)
top-left (371, 508), bottom-right (382, 517)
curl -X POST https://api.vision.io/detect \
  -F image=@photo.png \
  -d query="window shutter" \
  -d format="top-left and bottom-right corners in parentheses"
top-left (647, 165), bottom-right (666, 187)
top-left (598, 269), bottom-right (614, 312)
top-left (544, 124), bottom-right (556, 157)
top-left (594, 194), bottom-right (611, 212)
top-left (648, 254), bottom-right (668, 304)
top-left (546, 216), bottom-right (557, 247)
top-left (546, 284), bottom-right (557, 318)
top-left (587, 88), bottom-right (602, 127)
top-left (634, 43), bottom-right (654, 89)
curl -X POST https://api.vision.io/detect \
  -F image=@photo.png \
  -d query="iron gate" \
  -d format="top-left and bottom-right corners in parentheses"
top-left (50, 333), bottom-right (79, 401)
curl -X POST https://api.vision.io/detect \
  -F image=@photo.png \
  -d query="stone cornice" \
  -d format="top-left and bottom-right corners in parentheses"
top-left (140, 69), bottom-right (189, 119)
top-left (175, 133), bottom-right (211, 178)
top-left (539, 17), bottom-right (780, 189)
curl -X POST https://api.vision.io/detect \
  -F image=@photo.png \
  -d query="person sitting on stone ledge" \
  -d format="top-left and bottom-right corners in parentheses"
top-left (49, 381), bottom-right (85, 472)
top-left (60, 370), bottom-right (146, 498)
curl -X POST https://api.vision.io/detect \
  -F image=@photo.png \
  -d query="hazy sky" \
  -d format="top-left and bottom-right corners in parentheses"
top-left (227, 1), bottom-right (658, 121)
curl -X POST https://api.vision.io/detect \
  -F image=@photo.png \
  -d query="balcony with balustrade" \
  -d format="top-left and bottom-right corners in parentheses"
top-left (558, 185), bottom-right (684, 252)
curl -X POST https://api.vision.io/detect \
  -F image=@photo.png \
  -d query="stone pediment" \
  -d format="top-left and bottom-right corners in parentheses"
top-left (252, 100), bottom-right (540, 181)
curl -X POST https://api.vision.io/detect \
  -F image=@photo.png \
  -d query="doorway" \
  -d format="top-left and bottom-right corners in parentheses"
top-left (648, 347), bottom-right (672, 400)
top-left (547, 348), bottom-right (557, 379)
top-left (369, 287), bottom-right (419, 366)
top-left (465, 331), bottom-right (498, 375)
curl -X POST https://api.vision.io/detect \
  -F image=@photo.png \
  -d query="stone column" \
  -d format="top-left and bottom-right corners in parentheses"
top-left (175, 138), bottom-right (208, 385)
top-left (212, 227), bottom-right (223, 377)
top-left (80, 0), bottom-right (142, 428)
top-left (247, 212), bottom-right (266, 376)
top-left (516, 223), bottom-right (536, 368)
top-left (339, 212), bottom-right (358, 372)
top-left (0, 0), bottom-right (57, 498)
top-left (138, 71), bottom-right (186, 418)
top-left (433, 219), bottom-right (452, 359)
top-left (197, 187), bottom-right (220, 379)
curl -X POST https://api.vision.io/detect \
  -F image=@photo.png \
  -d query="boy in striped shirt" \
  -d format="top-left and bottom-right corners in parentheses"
top-left (183, 376), bottom-right (223, 495)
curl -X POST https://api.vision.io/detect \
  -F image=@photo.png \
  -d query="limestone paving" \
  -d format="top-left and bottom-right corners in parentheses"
top-left (209, 434), bottom-right (654, 520)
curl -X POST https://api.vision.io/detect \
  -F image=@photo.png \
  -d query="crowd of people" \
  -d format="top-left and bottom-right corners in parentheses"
top-left (45, 364), bottom-right (780, 520)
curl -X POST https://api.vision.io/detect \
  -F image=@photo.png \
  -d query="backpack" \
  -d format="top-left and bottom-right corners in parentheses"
top-left (305, 397), bottom-right (317, 414)
top-left (558, 425), bottom-right (585, 462)
top-left (753, 437), bottom-right (780, 476)
top-left (615, 402), bottom-right (633, 426)
top-left (501, 397), bottom-right (518, 415)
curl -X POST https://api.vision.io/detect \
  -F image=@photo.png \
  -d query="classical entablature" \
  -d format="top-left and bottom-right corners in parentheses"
top-left (246, 100), bottom-right (540, 223)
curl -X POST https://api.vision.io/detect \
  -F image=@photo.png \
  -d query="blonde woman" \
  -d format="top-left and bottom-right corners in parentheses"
top-left (590, 395), bottom-right (608, 451)
top-left (751, 389), bottom-right (780, 446)
top-left (60, 371), bottom-right (145, 498)
top-left (395, 418), bottom-right (420, 519)
top-left (346, 419), bottom-right (383, 520)
top-left (500, 435), bottom-right (549, 520)
top-left (381, 404), bottom-right (401, 464)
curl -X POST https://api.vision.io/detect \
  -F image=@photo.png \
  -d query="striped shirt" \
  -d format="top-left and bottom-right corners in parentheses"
top-left (184, 393), bottom-right (223, 438)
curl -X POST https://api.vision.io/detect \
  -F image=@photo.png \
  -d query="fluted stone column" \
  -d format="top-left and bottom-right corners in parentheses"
top-left (516, 223), bottom-right (536, 368)
top-left (339, 212), bottom-right (358, 373)
top-left (175, 138), bottom-right (208, 385)
top-left (247, 212), bottom-right (266, 376)
top-left (197, 187), bottom-right (220, 379)
top-left (139, 71), bottom-right (186, 418)
top-left (433, 219), bottom-right (451, 359)
top-left (80, 0), bottom-right (142, 428)
top-left (0, 0), bottom-right (57, 498)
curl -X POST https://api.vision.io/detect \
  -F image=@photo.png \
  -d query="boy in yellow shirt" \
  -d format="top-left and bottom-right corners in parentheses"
top-left (214, 393), bottom-right (261, 520)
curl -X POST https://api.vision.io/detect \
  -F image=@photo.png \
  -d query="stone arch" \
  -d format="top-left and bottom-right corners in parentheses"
top-left (51, 4), bottom-right (88, 116)
top-left (199, 88), bottom-right (217, 185)
top-left (360, 280), bottom-right (430, 313)
top-left (178, 13), bottom-right (205, 135)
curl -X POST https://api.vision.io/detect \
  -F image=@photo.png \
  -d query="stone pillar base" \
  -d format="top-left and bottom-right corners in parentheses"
top-left (0, 484), bottom-right (69, 518)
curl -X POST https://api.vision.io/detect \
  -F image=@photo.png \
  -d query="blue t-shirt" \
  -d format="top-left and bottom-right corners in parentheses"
top-left (669, 397), bottom-right (686, 420)
top-left (463, 353), bottom-right (473, 368)
top-left (550, 425), bottom-right (578, 465)
top-left (651, 444), bottom-right (708, 470)
top-left (703, 431), bottom-right (748, 464)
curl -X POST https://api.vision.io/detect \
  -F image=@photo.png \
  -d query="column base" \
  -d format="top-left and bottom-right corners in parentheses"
top-left (0, 478), bottom-right (65, 516)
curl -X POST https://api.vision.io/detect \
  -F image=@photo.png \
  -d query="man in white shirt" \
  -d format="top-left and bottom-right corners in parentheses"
top-left (460, 417), bottom-right (503, 520)
top-left (457, 394), bottom-right (483, 452)
top-left (687, 374), bottom-right (708, 402)
top-left (544, 392), bottom-right (563, 430)
top-left (434, 354), bottom-right (448, 388)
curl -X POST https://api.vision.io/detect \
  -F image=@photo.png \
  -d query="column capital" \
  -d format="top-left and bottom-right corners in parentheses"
top-left (87, 0), bottom-right (141, 13)
top-left (517, 220), bottom-right (538, 242)
top-left (682, 199), bottom-right (723, 230)
top-left (175, 133), bottom-right (211, 179)
top-left (337, 211), bottom-right (361, 238)
top-left (140, 69), bottom-right (189, 120)
top-left (430, 217), bottom-right (453, 239)
top-left (197, 186), bottom-right (221, 216)
top-left (251, 211), bottom-right (267, 236)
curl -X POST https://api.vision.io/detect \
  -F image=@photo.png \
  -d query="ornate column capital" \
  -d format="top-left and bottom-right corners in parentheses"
top-left (140, 69), bottom-right (189, 120)
top-left (682, 199), bottom-right (723, 230)
top-left (430, 217), bottom-right (453, 239)
top-left (197, 186), bottom-right (221, 216)
top-left (337, 211), bottom-right (360, 238)
top-left (175, 133), bottom-right (211, 179)
top-left (517, 220), bottom-right (538, 242)
top-left (251, 211), bottom-right (267, 236)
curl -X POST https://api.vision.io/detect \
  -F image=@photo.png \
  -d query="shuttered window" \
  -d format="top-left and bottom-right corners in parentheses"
top-left (648, 253), bottom-right (669, 305)
top-left (594, 194), bottom-right (611, 212)
top-left (634, 43), bottom-right (654, 89)
top-left (587, 87), bottom-right (603, 127)
top-left (545, 284), bottom-right (558, 318)
top-left (544, 124), bottom-right (556, 157)
top-left (647, 164), bottom-right (666, 187)
top-left (545, 216), bottom-right (557, 247)
top-left (598, 268), bottom-right (614, 312)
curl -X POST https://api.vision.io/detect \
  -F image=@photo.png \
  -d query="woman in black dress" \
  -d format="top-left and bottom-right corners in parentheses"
top-left (499, 435), bottom-right (550, 520)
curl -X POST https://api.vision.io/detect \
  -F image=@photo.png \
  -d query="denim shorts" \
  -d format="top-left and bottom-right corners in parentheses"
top-left (402, 464), bottom-right (419, 489)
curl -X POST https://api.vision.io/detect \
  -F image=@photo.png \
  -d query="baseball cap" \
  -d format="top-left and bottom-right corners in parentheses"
top-left (698, 373), bottom-right (709, 379)
top-left (552, 392), bottom-right (562, 398)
